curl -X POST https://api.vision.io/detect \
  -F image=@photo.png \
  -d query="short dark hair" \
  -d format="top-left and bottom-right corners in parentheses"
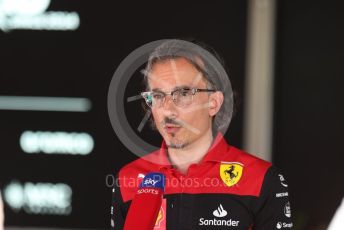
top-left (141, 39), bottom-right (234, 134)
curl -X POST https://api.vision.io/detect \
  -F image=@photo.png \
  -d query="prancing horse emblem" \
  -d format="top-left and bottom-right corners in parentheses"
top-left (224, 165), bottom-right (239, 179)
top-left (220, 162), bottom-right (243, 187)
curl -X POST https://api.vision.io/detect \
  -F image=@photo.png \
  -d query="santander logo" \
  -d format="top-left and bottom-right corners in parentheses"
top-left (213, 204), bottom-right (228, 218)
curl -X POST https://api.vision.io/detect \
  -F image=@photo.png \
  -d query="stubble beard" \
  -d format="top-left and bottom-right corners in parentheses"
top-left (165, 132), bottom-right (191, 149)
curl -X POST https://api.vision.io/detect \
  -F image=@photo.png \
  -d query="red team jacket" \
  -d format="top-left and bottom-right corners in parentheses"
top-left (111, 133), bottom-right (293, 229)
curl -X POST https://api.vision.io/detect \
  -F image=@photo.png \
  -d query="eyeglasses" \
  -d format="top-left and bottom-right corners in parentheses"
top-left (141, 87), bottom-right (216, 108)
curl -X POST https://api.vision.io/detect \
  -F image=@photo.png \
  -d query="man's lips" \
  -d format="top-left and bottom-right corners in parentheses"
top-left (164, 124), bottom-right (181, 134)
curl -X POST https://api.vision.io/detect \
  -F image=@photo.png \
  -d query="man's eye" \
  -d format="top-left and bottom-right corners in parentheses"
top-left (179, 89), bottom-right (191, 96)
top-left (152, 93), bottom-right (164, 99)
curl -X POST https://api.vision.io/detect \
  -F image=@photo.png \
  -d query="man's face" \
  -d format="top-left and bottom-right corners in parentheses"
top-left (148, 58), bottom-right (213, 149)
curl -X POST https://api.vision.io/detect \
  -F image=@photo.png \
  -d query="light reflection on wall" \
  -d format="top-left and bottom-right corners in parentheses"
top-left (20, 131), bottom-right (94, 155)
top-left (3, 181), bottom-right (72, 215)
top-left (0, 0), bottom-right (80, 32)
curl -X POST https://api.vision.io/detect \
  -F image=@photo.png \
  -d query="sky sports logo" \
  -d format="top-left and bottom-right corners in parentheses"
top-left (139, 173), bottom-right (165, 191)
top-left (137, 188), bottom-right (159, 195)
top-left (0, 0), bottom-right (80, 32)
top-left (143, 178), bottom-right (159, 187)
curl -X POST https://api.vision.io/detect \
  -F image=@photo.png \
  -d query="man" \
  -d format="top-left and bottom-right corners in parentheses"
top-left (111, 39), bottom-right (292, 229)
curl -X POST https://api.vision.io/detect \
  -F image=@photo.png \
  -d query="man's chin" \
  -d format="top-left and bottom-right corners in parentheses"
top-left (166, 139), bottom-right (190, 149)
top-left (162, 132), bottom-right (190, 149)
top-left (166, 143), bottom-right (186, 149)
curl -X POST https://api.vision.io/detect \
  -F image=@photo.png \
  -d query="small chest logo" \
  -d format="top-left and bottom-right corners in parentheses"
top-left (220, 162), bottom-right (243, 187)
top-left (284, 201), bottom-right (291, 218)
top-left (154, 198), bottom-right (166, 229)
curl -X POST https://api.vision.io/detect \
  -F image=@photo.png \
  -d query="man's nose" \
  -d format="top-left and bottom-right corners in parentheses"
top-left (162, 95), bottom-right (178, 114)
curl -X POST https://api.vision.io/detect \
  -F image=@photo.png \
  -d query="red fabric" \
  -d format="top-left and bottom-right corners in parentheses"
top-left (119, 133), bottom-right (272, 202)
top-left (124, 188), bottom-right (163, 230)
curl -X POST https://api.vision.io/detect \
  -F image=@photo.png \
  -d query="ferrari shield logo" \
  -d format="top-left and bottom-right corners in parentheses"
top-left (220, 162), bottom-right (244, 187)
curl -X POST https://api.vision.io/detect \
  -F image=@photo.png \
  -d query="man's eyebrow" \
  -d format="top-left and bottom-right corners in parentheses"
top-left (174, 85), bottom-right (192, 90)
top-left (151, 88), bottom-right (163, 92)
top-left (151, 85), bottom-right (192, 92)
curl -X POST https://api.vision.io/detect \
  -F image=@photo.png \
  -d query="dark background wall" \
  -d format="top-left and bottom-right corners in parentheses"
top-left (274, 0), bottom-right (344, 229)
top-left (0, 0), bottom-right (247, 228)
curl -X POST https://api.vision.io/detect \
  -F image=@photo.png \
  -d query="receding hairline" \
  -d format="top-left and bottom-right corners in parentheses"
top-left (144, 56), bottom-right (214, 91)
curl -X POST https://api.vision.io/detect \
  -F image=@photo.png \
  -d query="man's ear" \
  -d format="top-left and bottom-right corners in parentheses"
top-left (209, 91), bottom-right (224, 117)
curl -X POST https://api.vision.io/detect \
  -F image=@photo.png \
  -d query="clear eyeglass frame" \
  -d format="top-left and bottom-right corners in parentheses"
top-left (141, 87), bottom-right (216, 108)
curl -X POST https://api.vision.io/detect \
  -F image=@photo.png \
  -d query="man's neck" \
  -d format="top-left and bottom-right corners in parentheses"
top-left (167, 129), bottom-right (214, 175)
